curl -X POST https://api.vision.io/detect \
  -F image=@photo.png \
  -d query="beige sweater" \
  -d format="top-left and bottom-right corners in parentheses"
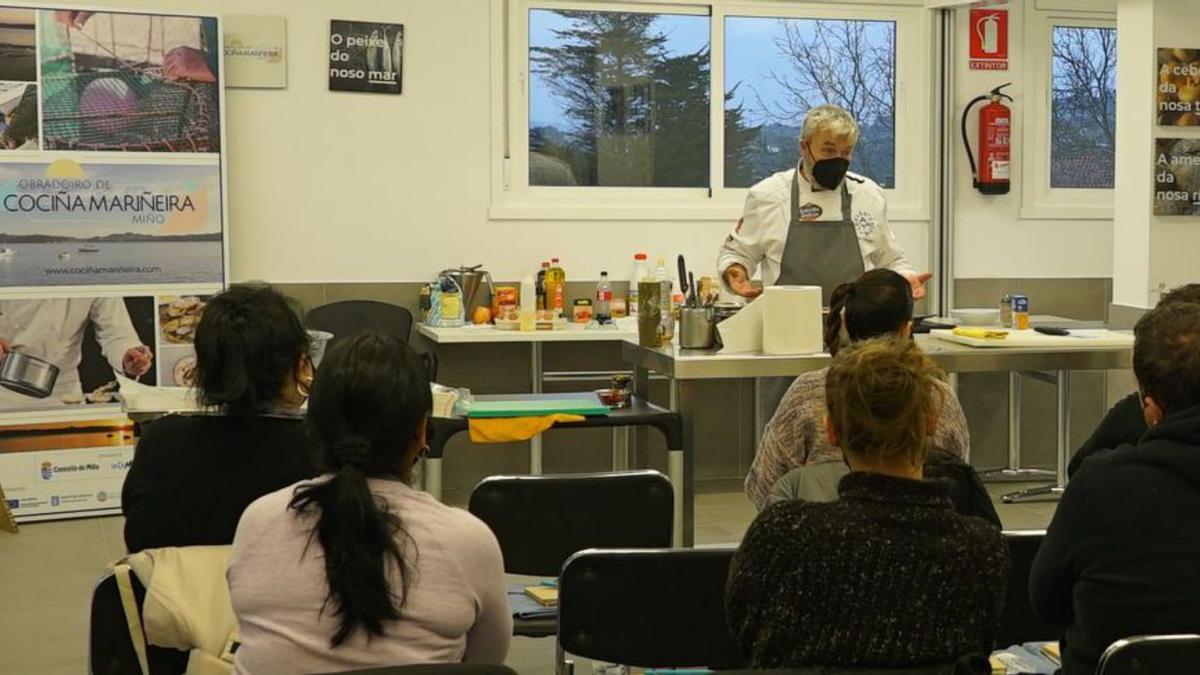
top-left (227, 478), bottom-right (511, 675)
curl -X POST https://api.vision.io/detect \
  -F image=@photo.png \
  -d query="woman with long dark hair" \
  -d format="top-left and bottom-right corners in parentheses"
top-left (227, 332), bottom-right (510, 674)
top-left (121, 283), bottom-right (319, 552)
top-left (744, 268), bottom-right (972, 510)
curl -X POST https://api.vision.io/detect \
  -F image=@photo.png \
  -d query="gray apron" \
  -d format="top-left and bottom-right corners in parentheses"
top-left (759, 170), bottom-right (866, 440)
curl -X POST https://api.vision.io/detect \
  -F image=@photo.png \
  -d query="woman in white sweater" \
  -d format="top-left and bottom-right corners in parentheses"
top-left (227, 332), bottom-right (510, 675)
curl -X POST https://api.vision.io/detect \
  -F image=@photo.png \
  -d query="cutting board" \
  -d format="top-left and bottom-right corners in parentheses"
top-left (930, 328), bottom-right (1134, 349)
top-left (465, 398), bottom-right (610, 418)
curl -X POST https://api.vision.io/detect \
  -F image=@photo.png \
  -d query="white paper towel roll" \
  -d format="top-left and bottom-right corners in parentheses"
top-left (762, 285), bottom-right (824, 355)
top-left (716, 297), bottom-right (765, 354)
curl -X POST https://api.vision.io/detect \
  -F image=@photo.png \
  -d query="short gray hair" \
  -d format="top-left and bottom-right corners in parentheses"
top-left (800, 105), bottom-right (860, 145)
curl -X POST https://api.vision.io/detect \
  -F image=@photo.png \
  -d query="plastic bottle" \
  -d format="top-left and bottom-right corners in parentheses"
top-left (629, 253), bottom-right (649, 316)
top-left (595, 271), bottom-right (613, 324)
top-left (519, 275), bottom-right (537, 332)
top-left (546, 258), bottom-right (566, 318)
top-left (654, 256), bottom-right (672, 318)
top-left (536, 261), bottom-right (550, 311)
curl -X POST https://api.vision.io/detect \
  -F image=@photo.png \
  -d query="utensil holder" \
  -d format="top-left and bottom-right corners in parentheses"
top-left (679, 306), bottom-right (715, 349)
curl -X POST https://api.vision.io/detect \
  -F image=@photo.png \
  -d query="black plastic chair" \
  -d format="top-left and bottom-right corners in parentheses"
top-left (316, 665), bottom-right (518, 675)
top-left (1097, 634), bottom-right (1200, 674)
top-left (468, 471), bottom-right (673, 640)
top-left (305, 300), bottom-right (436, 378)
top-left (89, 570), bottom-right (189, 675)
top-left (995, 530), bottom-right (1062, 648)
top-left (305, 300), bottom-right (415, 347)
top-left (557, 547), bottom-right (747, 671)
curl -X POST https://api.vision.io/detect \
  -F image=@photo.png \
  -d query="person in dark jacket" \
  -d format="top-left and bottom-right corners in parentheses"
top-left (727, 338), bottom-right (1008, 672)
top-left (768, 450), bottom-right (1001, 527)
top-left (1067, 283), bottom-right (1200, 477)
top-left (1031, 301), bottom-right (1200, 675)
top-left (121, 284), bottom-right (320, 552)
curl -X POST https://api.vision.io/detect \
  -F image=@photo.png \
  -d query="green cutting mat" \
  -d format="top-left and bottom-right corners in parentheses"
top-left (466, 399), bottom-right (610, 419)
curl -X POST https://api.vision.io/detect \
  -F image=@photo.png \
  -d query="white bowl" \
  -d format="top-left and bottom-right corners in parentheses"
top-left (950, 308), bottom-right (1002, 327)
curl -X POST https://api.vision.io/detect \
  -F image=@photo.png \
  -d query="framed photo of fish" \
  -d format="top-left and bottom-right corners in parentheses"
top-left (328, 20), bottom-right (403, 94)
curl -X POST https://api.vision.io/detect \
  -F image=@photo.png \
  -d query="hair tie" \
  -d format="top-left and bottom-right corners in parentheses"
top-left (333, 436), bottom-right (373, 467)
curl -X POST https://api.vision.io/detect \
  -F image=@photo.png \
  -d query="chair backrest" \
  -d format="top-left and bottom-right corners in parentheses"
top-left (995, 530), bottom-right (1062, 648)
top-left (304, 300), bottom-right (414, 347)
top-left (1097, 634), bottom-right (1200, 675)
top-left (558, 546), bottom-right (747, 669)
top-left (468, 471), bottom-right (673, 577)
top-left (89, 570), bottom-right (189, 675)
top-left (316, 666), bottom-right (518, 675)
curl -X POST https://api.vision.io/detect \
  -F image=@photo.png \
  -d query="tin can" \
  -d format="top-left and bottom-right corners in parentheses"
top-left (999, 294), bottom-right (1013, 327)
top-left (1012, 294), bottom-right (1030, 330)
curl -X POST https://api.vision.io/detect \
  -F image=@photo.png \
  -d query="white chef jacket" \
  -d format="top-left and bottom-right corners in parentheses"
top-left (0, 298), bottom-right (143, 406)
top-left (717, 168), bottom-right (914, 290)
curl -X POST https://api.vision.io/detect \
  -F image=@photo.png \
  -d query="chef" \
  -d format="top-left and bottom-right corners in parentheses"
top-left (718, 104), bottom-right (931, 302)
top-left (0, 297), bottom-right (153, 407)
top-left (717, 104), bottom-right (931, 426)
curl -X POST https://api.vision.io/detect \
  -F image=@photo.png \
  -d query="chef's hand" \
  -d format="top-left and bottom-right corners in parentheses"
top-left (54, 10), bottom-right (94, 28)
top-left (164, 46), bottom-right (216, 83)
top-left (904, 271), bottom-right (933, 301)
top-left (0, 338), bottom-right (8, 357)
top-left (122, 346), bottom-right (154, 378)
top-left (723, 264), bottom-right (763, 299)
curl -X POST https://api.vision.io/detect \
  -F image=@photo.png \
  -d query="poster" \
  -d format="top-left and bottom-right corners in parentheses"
top-left (1154, 138), bottom-right (1200, 216)
top-left (0, 420), bottom-right (134, 521)
top-left (968, 9), bottom-right (1008, 71)
top-left (1157, 48), bottom-right (1200, 126)
top-left (224, 15), bottom-right (287, 89)
top-left (0, 6), bottom-right (227, 521)
top-left (328, 20), bottom-right (403, 94)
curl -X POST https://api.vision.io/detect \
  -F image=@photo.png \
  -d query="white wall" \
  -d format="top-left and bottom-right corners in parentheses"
top-left (74, 0), bottom-right (931, 285)
top-left (952, 3), bottom-right (1115, 279)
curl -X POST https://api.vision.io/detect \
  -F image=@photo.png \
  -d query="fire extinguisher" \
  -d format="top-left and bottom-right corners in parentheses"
top-left (961, 83), bottom-right (1014, 195)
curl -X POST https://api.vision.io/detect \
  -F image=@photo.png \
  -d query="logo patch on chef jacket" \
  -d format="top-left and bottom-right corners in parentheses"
top-left (798, 203), bottom-right (823, 220)
top-left (853, 211), bottom-right (878, 240)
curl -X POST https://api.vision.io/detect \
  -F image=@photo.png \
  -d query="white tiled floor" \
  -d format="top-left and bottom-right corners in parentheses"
top-left (0, 482), bottom-right (1057, 675)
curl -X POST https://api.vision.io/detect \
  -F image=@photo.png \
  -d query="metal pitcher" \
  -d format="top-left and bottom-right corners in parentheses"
top-left (439, 265), bottom-right (495, 310)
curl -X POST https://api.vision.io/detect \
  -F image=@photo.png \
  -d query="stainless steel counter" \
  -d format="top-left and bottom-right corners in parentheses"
top-left (623, 333), bottom-right (1133, 546)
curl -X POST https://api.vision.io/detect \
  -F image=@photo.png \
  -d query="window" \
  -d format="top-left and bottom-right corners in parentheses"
top-left (724, 17), bottom-right (896, 189)
top-left (494, 1), bottom-right (931, 222)
top-left (1021, 3), bottom-right (1116, 219)
top-left (529, 9), bottom-right (710, 188)
top-left (1049, 26), bottom-right (1116, 189)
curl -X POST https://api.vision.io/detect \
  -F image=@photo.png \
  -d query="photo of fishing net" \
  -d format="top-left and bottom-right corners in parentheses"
top-left (38, 11), bottom-right (220, 153)
top-left (42, 69), bottom-right (215, 152)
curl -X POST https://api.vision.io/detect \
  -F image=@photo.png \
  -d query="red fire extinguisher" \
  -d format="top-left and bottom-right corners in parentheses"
top-left (961, 83), bottom-right (1014, 195)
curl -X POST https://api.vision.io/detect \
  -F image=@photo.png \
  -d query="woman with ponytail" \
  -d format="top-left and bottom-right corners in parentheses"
top-left (744, 268), bottom-right (972, 510)
top-left (122, 283), bottom-right (319, 552)
top-left (227, 332), bottom-right (510, 674)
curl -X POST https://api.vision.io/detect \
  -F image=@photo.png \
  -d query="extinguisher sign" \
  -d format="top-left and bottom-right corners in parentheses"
top-left (969, 9), bottom-right (1008, 71)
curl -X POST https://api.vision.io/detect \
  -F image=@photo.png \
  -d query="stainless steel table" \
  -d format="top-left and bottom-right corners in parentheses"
top-left (623, 333), bottom-right (1133, 546)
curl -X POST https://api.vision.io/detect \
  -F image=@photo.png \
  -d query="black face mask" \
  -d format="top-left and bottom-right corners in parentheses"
top-left (810, 157), bottom-right (850, 190)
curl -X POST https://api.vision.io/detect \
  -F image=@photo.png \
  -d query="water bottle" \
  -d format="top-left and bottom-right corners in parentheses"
top-left (655, 257), bottom-right (672, 335)
top-left (595, 271), bottom-right (612, 324)
top-left (629, 253), bottom-right (648, 316)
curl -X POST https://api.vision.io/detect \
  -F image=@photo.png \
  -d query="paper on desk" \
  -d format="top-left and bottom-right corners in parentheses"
top-left (116, 373), bottom-right (201, 414)
top-left (717, 298), bottom-right (764, 354)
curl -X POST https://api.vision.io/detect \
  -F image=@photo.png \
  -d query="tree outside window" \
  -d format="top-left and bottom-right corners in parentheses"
top-left (1050, 26), bottom-right (1117, 189)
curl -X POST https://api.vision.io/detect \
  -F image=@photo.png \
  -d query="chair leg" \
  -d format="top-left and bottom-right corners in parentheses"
top-left (556, 641), bottom-right (573, 675)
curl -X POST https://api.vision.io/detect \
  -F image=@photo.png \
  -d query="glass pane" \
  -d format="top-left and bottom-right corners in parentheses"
top-left (724, 17), bottom-right (896, 189)
top-left (1051, 26), bottom-right (1117, 189)
top-left (529, 9), bottom-right (710, 188)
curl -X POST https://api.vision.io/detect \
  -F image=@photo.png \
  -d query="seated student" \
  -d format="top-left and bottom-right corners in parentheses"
top-left (767, 448), bottom-right (1001, 528)
top-left (1067, 282), bottom-right (1200, 477)
top-left (745, 268), bottom-right (970, 509)
top-left (228, 333), bottom-right (510, 674)
top-left (121, 284), bottom-right (319, 552)
top-left (1031, 302), bottom-right (1200, 675)
top-left (727, 338), bottom-right (1009, 671)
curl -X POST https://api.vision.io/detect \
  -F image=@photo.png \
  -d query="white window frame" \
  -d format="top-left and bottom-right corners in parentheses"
top-left (1020, 2), bottom-right (1117, 220)
top-left (489, 0), bottom-right (933, 222)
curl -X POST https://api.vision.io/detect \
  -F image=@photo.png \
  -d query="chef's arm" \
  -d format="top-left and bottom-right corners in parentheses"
top-left (718, 192), bottom-right (775, 295)
top-left (90, 298), bottom-right (147, 374)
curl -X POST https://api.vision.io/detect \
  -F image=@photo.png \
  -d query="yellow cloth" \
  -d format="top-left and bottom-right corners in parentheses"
top-left (468, 414), bottom-right (586, 443)
top-left (953, 327), bottom-right (1009, 340)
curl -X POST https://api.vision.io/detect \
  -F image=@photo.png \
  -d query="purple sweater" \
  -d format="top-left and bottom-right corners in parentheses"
top-left (228, 478), bottom-right (511, 675)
